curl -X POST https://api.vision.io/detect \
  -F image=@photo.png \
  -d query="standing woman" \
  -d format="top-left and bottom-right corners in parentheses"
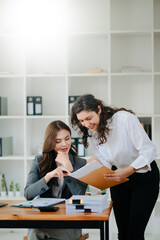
top-left (71, 94), bottom-right (159, 240)
top-left (24, 120), bottom-right (87, 240)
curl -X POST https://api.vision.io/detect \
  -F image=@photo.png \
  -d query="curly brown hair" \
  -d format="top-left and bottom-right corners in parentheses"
top-left (70, 94), bottom-right (134, 147)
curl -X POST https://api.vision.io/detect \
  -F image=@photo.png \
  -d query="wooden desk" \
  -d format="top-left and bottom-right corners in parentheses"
top-left (0, 200), bottom-right (113, 240)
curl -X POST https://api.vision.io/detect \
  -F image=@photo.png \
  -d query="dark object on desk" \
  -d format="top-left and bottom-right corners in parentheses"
top-left (38, 206), bottom-right (59, 212)
top-left (0, 203), bottom-right (8, 207)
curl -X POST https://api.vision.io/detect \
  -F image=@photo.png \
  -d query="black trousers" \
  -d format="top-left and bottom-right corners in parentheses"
top-left (110, 161), bottom-right (159, 240)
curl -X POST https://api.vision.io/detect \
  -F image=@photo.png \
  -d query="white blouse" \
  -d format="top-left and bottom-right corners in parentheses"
top-left (88, 111), bottom-right (157, 173)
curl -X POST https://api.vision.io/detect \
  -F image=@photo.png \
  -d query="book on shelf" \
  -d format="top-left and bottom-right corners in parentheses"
top-left (120, 66), bottom-right (142, 73)
top-left (85, 68), bottom-right (103, 74)
top-left (66, 194), bottom-right (109, 213)
top-left (69, 160), bottom-right (128, 190)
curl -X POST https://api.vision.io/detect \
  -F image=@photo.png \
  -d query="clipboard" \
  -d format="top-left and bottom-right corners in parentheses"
top-left (69, 160), bottom-right (129, 190)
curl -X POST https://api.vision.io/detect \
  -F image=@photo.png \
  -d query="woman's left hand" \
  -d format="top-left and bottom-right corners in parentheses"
top-left (55, 152), bottom-right (73, 172)
top-left (104, 166), bottom-right (136, 181)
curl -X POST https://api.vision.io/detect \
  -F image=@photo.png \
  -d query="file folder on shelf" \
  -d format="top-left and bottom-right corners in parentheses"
top-left (69, 160), bottom-right (129, 190)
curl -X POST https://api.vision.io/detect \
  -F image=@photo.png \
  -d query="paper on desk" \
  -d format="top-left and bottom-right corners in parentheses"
top-left (11, 197), bottom-right (65, 208)
top-left (69, 160), bottom-right (128, 190)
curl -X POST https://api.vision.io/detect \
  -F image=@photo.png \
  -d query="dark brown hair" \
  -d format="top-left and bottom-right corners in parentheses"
top-left (39, 120), bottom-right (76, 185)
top-left (71, 94), bottom-right (134, 147)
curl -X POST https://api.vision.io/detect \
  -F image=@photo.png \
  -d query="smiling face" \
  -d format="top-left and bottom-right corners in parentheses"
top-left (77, 108), bottom-right (101, 131)
top-left (54, 129), bottom-right (71, 154)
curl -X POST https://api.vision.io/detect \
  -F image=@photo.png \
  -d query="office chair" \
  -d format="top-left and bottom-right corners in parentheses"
top-left (23, 233), bottom-right (89, 240)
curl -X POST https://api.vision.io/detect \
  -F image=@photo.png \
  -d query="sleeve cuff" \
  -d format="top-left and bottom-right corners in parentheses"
top-left (130, 156), bottom-right (152, 172)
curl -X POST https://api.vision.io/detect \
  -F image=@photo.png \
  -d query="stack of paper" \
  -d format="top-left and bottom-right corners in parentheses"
top-left (66, 194), bottom-right (109, 213)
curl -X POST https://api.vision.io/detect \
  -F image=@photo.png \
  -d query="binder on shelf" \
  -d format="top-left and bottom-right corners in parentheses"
top-left (77, 138), bottom-right (85, 157)
top-left (34, 96), bottom-right (42, 115)
top-left (27, 97), bottom-right (34, 115)
top-left (69, 160), bottom-right (128, 190)
top-left (27, 96), bottom-right (42, 115)
top-left (71, 138), bottom-right (85, 157)
top-left (68, 96), bottom-right (80, 114)
top-left (0, 137), bottom-right (13, 157)
top-left (0, 97), bottom-right (8, 115)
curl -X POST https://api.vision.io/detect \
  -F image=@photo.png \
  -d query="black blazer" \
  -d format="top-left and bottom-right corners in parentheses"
top-left (24, 153), bottom-right (87, 200)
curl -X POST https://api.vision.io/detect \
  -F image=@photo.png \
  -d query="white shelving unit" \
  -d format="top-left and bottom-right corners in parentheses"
top-left (0, 0), bottom-right (160, 239)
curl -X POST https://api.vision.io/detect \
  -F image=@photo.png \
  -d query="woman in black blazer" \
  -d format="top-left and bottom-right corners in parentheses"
top-left (24, 120), bottom-right (87, 240)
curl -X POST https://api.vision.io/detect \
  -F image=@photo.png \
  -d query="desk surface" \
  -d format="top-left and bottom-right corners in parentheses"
top-left (0, 200), bottom-right (113, 221)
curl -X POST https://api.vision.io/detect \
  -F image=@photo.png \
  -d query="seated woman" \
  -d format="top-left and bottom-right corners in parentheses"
top-left (24, 120), bottom-right (87, 240)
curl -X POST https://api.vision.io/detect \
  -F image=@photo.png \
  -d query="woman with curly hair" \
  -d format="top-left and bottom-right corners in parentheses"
top-left (71, 94), bottom-right (159, 240)
top-left (24, 120), bottom-right (87, 240)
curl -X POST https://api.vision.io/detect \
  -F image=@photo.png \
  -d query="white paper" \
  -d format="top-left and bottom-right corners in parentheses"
top-left (69, 160), bottom-right (102, 178)
top-left (12, 197), bottom-right (65, 208)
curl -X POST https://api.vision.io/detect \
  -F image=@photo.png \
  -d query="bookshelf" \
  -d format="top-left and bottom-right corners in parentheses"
top-left (0, 0), bottom-right (160, 238)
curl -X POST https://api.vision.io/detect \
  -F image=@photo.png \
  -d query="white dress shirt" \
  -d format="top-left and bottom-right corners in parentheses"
top-left (88, 111), bottom-right (157, 173)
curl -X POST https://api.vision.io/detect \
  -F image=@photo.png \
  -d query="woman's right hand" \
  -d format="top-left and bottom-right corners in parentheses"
top-left (44, 166), bottom-right (70, 184)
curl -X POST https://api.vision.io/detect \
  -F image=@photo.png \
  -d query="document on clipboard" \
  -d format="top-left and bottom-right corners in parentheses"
top-left (11, 197), bottom-right (65, 208)
top-left (69, 160), bottom-right (129, 190)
